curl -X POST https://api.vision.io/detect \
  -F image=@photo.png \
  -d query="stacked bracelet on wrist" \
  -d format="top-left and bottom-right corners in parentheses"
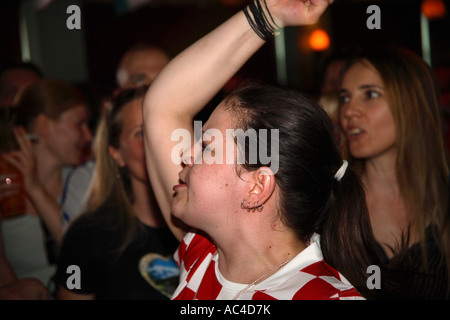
top-left (243, 0), bottom-right (281, 41)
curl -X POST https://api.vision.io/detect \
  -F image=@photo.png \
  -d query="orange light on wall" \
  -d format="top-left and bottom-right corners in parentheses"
top-left (422, 0), bottom-right (446, 20)
top-left (309, 29), bottom-right (330, 51)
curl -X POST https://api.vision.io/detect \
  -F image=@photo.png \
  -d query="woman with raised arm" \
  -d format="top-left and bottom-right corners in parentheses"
top-left (143, 0), bottom-right (385, 300)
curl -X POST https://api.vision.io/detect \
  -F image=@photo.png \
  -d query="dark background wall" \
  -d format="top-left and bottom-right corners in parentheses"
top-left (1, 0), bottom-right (449, 110)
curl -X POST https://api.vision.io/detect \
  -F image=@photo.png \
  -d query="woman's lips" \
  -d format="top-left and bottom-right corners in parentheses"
top-left (173, 183), bottom-right (187, 191)
top-left (347, 127), bottom-right (365, 141)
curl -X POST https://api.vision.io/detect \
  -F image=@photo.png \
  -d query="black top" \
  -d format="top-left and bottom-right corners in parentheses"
top-left (377, 224), bottom-right (448, 299)
top-left (54, 209), bottom-right (179, 300)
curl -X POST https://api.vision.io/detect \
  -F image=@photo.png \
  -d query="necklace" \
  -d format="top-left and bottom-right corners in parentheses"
top-left (192, 253), bottom-right (292, 300)
top-left (232, 257), bottom-right (292, 300)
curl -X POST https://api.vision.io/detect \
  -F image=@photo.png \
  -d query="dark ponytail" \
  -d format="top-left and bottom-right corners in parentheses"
top-left (225, 80), bottom-right (388, 299)
top-left (319, 166), bottom-right (383, 298)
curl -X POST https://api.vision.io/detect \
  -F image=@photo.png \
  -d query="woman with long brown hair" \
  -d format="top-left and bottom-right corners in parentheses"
top-left (338, 46), bottom-right (450, 299)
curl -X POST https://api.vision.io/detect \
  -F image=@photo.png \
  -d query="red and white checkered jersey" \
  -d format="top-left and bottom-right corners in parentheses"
top-left (172, 232), bottom-right (365, 300)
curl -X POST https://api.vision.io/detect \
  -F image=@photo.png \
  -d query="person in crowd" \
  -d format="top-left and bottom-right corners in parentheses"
top-left (55, 86), bottom-right (179, 300)
top-left (142, 0), bottom-right (390, 300)
top-left (320, 52), bottom-right (348, 96)
top-left (338, 46), bottom-right (450, 299)
top-left (0, 78), bottom-right (92, 295)
top-left (116, 43), bottom-right (170, 89)
top-left (60, 43), bottom-right (170, 230)
top-left (318, 50), bottom-right (353, 144)
top-left (0, 62), bottom-right (42, 109)
top-left (0, 62), bottom-right (45, 299)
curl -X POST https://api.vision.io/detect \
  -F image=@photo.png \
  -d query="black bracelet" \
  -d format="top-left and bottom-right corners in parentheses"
top-left (243, 0), bottom-right (280, 41)
top-left (262, 0), bottom-right (280, 30)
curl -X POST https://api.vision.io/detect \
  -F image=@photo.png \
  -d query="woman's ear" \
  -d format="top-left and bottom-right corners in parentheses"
top-left (243, 166), bottom-right (276, 209)
top-left (108, 146), bottom-right (126, 168)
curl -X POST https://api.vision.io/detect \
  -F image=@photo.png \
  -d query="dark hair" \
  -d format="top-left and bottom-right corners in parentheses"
top-left (224, 81), bottom-right (384, 298)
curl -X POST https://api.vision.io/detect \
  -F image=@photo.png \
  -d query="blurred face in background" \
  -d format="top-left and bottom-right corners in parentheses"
top-left (116, 47), bottom-right (169, 89)
top-left (110, 98), bottom-right (147, 183)
top-left (43, 104), bottom-right (92, 166)
top-left (321, 59), bottom-right (346, 95)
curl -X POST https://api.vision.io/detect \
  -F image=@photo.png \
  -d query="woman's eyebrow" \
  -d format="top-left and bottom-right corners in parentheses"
top-left (339, 84), bottom-right (384, 93)
top-left (358, 84), bottom-right (384, 90)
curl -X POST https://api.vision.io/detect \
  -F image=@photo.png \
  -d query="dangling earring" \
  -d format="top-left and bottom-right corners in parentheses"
top-left (256, 202), bottom-right (264, 212)
top-left (240, 200), bottom-right (251, 211)
top-left (241, 200), bottom-right (250, 211)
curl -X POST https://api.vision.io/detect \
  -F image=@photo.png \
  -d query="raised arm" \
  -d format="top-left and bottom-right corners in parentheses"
top-left (143, 0), bottom-right (332, 241)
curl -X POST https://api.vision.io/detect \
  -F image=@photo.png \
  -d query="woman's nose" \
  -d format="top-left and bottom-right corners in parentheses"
top-left (343, 98), bottom-right (361, 119)
top-left (180, 148), bottom-right (194, 167)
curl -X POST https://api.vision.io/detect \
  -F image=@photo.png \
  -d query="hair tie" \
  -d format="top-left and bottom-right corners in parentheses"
top-left (334, 160), bottom-right (348, 182)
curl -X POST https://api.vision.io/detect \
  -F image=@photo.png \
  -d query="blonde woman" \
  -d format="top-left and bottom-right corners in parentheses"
top-left (55, 87), bottom-right (178, 300)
